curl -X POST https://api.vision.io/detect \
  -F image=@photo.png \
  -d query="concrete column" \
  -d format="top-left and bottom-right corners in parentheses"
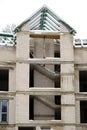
top-left (16, 32), bottom-right (30, 91)
top-left (16, 32), bottom-right (29, 59)
top-left (60, 34), bottom-right (74, 61)
top-left (15, 32), bottom-right (30, 123)
top-left (36, 126), bottom-right (41, 130)
top-left (15, 94), bottom-right (29, 123)
top-left (9, 99), bottom-right (15, 124)
top-left (74, 69), bottom-right (79, 93)
top-left (16, 63), bottom-right (29, 90)
top-left (14, 126), bottom-right (18, 130)
top-left (9, 68), bottom-right (16, 92)
top-left (60, 34), bottom-right (76, 130)
top-left (76, 100), bottom-right (80, 124)
top-left (62, 93), bottom-right (75, 125)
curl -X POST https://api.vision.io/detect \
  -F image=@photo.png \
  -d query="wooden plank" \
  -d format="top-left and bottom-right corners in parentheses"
top-left (30, 34), bottom-right (60, 39)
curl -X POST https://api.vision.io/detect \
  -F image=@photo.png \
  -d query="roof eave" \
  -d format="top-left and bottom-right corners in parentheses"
top-left (60, 20), bottom-right (77, 35)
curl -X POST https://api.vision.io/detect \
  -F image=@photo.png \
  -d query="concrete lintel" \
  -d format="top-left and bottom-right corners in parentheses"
top-left (16, 89), bottom-right (74, 95)
top-left (17, 58), bottom-right (74, 64)
top-left (0, 60), bottom-right (15, 65)
top-left (0, 92), bottom-right (15, 99)
top-left (16, 120), bottom-right (62, 126)
top-left (76, 93), bottom-right (87, 100)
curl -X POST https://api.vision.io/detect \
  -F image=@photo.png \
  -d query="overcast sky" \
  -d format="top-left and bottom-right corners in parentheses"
top-left (0, 0), bottom-right (87, 38)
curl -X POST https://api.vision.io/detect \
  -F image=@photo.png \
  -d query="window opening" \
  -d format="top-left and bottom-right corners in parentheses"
top-left (54, 51), bottom-right (60, 58)
top-left (29, 65), bottom-right (34, 87)
top-left (30, 51), bottom-right (34, 58)
top-left (29, 52), bottom-right (34, 88)
top-left (29, 96), bottom-right (34, 120)
top-left (19, 127), bottom-right (35, 130)
top-left (80, 101), bottom-right (87, 123)
top-left (54, 65), bottom-right (60, 88)
top-left (0, 100), bottom-right (8, 124)
top-left (79, 71), bottom-right (87, 92)
top-left (54, 39), bottom-right (60, 58)
top-left (54, 95), bottom-right (61, 120)
top-left (0, 69), bottom-right (9, 91)
top-left (55, 95), bottom-right (61, 105)
top-left (55, 107), bottom-right (61, 120)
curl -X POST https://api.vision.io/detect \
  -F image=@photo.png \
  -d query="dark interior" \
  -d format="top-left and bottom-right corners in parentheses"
top-left (0, 69), bottom-right (8, 91)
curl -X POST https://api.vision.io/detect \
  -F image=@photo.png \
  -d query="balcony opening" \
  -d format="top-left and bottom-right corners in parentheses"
top-left (0, 69), bottom-right (9, 91)
top-left (80, 101), bottom-right (87, 123)
top-left (79, 71), bottom-right (87, 92)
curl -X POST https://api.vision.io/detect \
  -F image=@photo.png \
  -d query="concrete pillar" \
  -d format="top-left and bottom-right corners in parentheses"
top-left (9, 99), bottom-right (15, 124)
top-left (60, 34), bottom-right (76, 130)
top-left (16, 32), bottom-right (30, 91)
top-left (15, 32), bottom-right (30, 123)
top-left (36, 126), bottom-right (41, 130)
top-left (16, 63), bottom-right (29, 90)
top-left (74, 69), bottom-right (79, 93)
top-left (16, 32), bottom-right (29, 59)
top-left (15, 94), bottom-right (29, 123)
top-left (9, 68), bottom-right (16, 92)
top-left (76, 100), bottom-right (80, 124)
top-left (60, 34), bottom-right (74, 61)
top-left (14, 126), bottom-right (18, 130)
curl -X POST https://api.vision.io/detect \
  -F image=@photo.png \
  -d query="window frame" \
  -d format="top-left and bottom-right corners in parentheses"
top-left (0, 99), bottom-right (8, 124)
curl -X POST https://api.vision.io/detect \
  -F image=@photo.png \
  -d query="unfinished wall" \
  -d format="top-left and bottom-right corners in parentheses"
top-left (0, 46), bottom-right (16, 62)
top-left (74, 48), bottom-right (87, 63)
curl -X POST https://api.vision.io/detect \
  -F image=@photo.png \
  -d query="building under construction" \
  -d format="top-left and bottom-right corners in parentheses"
top-left (0, 6), bottom-right (87, 130)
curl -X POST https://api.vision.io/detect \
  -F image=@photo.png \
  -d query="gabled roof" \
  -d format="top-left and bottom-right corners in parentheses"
top-left (14, 6), bottom-right (76, 35)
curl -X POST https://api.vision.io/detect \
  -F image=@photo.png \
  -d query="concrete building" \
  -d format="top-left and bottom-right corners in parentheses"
top-left (0, 6), bottom-right (87, 130)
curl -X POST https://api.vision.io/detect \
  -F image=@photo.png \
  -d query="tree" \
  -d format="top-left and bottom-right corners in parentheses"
top-left (1, 24), bottom-right (17, 45)
top-left (2, 24), bottom-right (16, 33)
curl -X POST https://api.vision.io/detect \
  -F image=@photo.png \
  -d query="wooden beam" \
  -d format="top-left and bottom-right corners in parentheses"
top-left (30, 34), bottom-right (60, 39)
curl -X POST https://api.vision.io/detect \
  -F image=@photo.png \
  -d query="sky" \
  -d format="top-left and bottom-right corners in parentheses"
top-left (0, 0), bottom-right (87, 38)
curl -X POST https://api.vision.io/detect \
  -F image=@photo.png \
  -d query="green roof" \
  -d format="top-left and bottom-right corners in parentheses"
top-left (14, 6), bottom-right (76, 35)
